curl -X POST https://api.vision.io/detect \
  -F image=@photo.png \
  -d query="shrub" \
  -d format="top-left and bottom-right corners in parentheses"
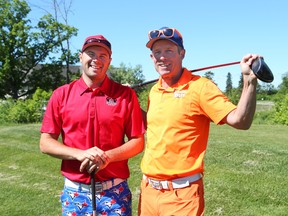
top-left (273, 94), bottom-right (288, 125)
top-left (253, 110), bottom-right (276, 124)
top-left (0, 100), bottom-right (14, 124)
top-left (0, 88), bottom-right (52, 124)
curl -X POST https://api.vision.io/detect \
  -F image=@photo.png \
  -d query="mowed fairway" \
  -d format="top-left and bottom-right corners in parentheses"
top-left (0, 123), bottom-right (287, 215)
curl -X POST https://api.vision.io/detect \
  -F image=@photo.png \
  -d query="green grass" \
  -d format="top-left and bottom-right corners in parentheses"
top-left (0, 123), bottom-right (287, 215)
top-left (204, 124), bottom-right (288, 215)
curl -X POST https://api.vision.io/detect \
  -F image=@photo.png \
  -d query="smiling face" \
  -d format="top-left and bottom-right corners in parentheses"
top-left (150, 40), bottom-right (185, 86)
top-left (79, 45), bottom-right (112, 87)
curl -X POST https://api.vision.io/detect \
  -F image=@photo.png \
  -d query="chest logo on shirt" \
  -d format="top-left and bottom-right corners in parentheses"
top-left (174, 90), bottom-right (186, 98)
top-left (106, 97), bottom-right (117, 106)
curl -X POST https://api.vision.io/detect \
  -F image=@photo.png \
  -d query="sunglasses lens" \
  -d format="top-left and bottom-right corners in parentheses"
top-left (149, 30), bottom-right (160, 39)
top-left (163, 28), bottom-right (174, 37)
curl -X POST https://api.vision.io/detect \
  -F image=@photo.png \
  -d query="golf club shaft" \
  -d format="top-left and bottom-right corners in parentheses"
top-left (91, 171), bottom-right (96, 216)
top-left (131, 61), bottom-right (241, 89)
top-left (190, 61), bottom-right (240, 73)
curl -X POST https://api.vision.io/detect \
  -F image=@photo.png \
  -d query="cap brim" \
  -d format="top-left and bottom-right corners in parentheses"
top-left (146, 38), bottom-right (180, 49)
top-left (82, 42), bottom-right (112, 55)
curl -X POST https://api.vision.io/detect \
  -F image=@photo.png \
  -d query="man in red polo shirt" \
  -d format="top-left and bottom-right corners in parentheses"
top-left (40, 35), bottom-right (145, 216)
top-left (138, 27), bottom-right (261, 215)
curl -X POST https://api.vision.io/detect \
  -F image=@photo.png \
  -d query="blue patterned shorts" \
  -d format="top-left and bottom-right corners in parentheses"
top-left (60, 180), bottom-right (132, 216)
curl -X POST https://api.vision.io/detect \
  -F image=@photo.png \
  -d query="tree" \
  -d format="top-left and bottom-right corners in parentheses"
top-left (52, 0), bottom-right (77, 84)
top-left (0, 0), bottom-right (77, 99)
top-left (272, 72), bottom-right (288, 125)
top-left (225, 72), bottom-right (233, 94)
top-left (238, 74), bottom-right (243, 89)
top-left (277, 72), bottom-right (288, 94)
top-left (28, 0), bottom-right (78, 84)
top-left (108, 63), bottom-right (145, 87)
top-left (273, 94), bottom-right (288, 126)
top-left (204, 71), bottom-right (217, 85)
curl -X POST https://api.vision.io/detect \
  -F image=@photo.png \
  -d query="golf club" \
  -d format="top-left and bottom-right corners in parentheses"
top-left (91, 171), bottom-right (96, 216)
top-left (131, 57), bottom-right (273, 89)
top-left (251, 57), bottom-right (274, 83)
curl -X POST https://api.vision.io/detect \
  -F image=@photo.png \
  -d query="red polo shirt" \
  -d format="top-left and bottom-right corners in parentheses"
top-left (41, 75), bottom-right (145, 184)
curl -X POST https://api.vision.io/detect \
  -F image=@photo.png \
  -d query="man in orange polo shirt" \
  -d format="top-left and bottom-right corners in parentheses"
top-left (138, 27), bottom-right (260, 215)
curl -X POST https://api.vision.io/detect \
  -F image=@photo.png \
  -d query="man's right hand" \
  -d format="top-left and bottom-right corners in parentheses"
top-left (79, 147), bottom-right (110, 173)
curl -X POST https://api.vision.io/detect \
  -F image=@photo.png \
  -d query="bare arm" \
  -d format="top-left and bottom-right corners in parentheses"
top-left (40, 133), bottom-right (110, 172)
top-left (223, 54), bottom-right (258, 130)
top-left (105, 135), bottom-right (145, 162)
top-left (78, 134), bottom-right (144, 173)
top-left (40, 133), bottom-right (82, 160)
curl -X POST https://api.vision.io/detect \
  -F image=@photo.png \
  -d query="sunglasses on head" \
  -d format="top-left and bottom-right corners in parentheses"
top-left (148, 28), bottom-right (182, 40)
top-left (84, 38), bottom-right (111, 50)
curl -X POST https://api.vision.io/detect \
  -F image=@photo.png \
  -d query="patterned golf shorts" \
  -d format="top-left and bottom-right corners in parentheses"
top-left (60, 180), bottom-right (132, 216)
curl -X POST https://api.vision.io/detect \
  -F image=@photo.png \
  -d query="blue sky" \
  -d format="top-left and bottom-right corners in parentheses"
top-left (27, 0), bottom-right (288, 91)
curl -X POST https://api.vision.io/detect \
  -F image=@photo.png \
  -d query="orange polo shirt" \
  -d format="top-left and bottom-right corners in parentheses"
top-left (141, 68), bottom-right (236, 180)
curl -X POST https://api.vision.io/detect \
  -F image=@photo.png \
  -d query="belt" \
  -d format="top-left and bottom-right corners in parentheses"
top-left (144, 173), bottom-right (202, 190)
top-left (64, 178), bottom-right (126, 193)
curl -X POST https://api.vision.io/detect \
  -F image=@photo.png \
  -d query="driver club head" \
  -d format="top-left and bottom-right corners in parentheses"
top-left (251, 57), bottom-right (274, 83)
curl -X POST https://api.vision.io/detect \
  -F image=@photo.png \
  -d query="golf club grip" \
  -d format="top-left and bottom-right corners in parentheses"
top-left (131, 61), bottom-right (241, 89)
top-left (91, 171), bottom-right (96, 216)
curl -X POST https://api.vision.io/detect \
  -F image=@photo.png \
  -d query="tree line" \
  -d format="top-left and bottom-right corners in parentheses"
top-left (0, 0), bottom-right (287, 125)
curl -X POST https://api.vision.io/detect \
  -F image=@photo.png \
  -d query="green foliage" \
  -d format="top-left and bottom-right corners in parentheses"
top-left (108, 63), bottom-right (149, 108)
top-left (30, 61), bottom-right (66, 92)
top-left (0, 100), bottom-right (14, 124)
top-left (238, 74), bottom-right (243, 89)
top-left (0, 88), bottom-right (51, 123)
top-left (267, 73), bottom-right (288, 126)
top-left (273, 94), bottom-right (288, 125)
top-left (226, 87), bottom-right (241, 104)
top-left (108, 63), bottom-right (145, 86)
top-left (204, 71), bottom-right (217, 85)
top-left (225, 72), bottom-right (233, 93)
top-left (226, 79), bottom-right (278, 111)
top-left (0, 0), bottom-right (77, 99)
top-left (277, 72), bottom-right (288, 94)
top-left (256, 83), bottom-right (277, 101)
top-left (8, 99), bottom-right (38, 123)
top-left (253, 110), bottom-right (275, 124)
top-left (137, 86), bottom-right (150, 111)
top-left (70, 69), bottom-right (81, 81)
top-left (0, 0), bottom-right (31, 98)
top-left (32, 87), bottom-right (52, 102)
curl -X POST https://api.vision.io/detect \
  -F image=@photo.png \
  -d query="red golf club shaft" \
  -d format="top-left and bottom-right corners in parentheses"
top-left (190, 61), bottom-right (240, 73)
top-left (131, 61), bottom-right (240, 89)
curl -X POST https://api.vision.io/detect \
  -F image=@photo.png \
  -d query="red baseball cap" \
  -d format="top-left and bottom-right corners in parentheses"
top-left (81, 35), bottom-right (112, 55)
